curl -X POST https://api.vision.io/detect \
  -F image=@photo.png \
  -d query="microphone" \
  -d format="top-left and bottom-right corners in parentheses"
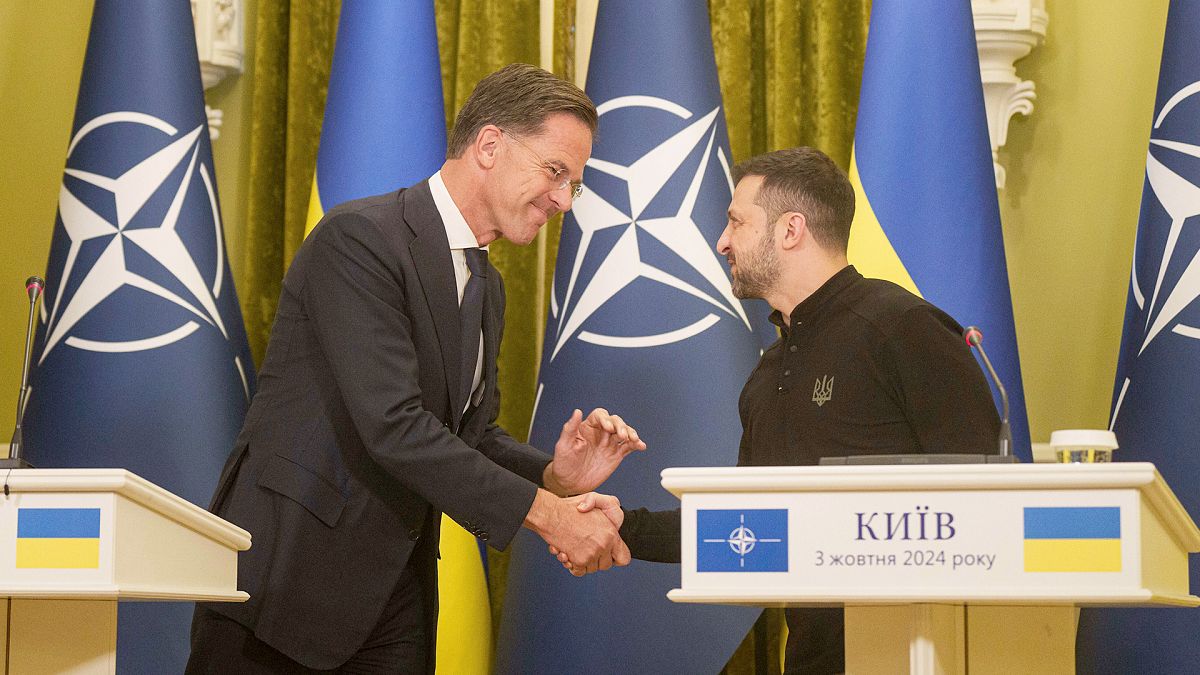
top-left (7, 275), bottom-right (45, 468)
top-left (963, 325), bottom-right (1012, 459)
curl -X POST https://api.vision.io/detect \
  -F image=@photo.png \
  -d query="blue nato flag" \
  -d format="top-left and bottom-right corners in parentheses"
top-left (21, 1), bottom-right (255, 671)
top-left (495, 2), bottom-right (776, 672)
top-left (1077, 2), bottom-right (1200, 671)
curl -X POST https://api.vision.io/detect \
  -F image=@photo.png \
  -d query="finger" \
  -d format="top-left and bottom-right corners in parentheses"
top-left (548, 545), bottom-right (561, 556)
top-left (613, 540), bottom-right (632, 566)
top-left (598, 549), bottom-right (613, 572)
top-left (575, 493), bottom-right (596, 512)
top-left (560, 409), bottom-right (583, 439)
top-left (557, 551), bottom-right (569, 563)
top-left (588, 408), bottom-right (616, 434)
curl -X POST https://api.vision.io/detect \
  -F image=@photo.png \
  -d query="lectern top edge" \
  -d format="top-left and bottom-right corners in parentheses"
top-left (2, 468), bottom-right (250, 551)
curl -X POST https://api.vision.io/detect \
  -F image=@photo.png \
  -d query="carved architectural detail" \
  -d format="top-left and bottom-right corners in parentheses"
top-left (191, 0), bottom-right (244, 140)
top-left (973, 0), bottom-right (1048, 189)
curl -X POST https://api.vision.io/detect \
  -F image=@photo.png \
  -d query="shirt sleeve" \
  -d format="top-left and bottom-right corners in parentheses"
top-left (619, 507), bottom-right (682, 563)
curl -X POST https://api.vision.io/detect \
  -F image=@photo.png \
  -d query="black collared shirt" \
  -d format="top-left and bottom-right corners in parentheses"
top-left (621, 265), bottom-right (1000, 554)
top-left (739, 265), bottom-right (1000, 466)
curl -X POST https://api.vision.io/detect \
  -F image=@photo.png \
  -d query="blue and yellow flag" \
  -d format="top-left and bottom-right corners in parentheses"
top-left (22, 1), bottom-right (255, 670)
top-left (305, 0), bottom-right (447, 233)
top-left (16, 508), bottom-right (102, 569)
top-left (307, 3), bottom-right (489, 673)
top-left (1078, 2), bottom-right (1200, 671)
top-left (1023, 507), bottom-right (1122, 573)
top-left (847, 0), bottom-right (1030, 458)
top-left (496, 2), bottom-right (775, 672)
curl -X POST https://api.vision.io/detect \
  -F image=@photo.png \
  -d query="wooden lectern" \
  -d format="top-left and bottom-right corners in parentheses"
top-left (0, 469), bottom-right (250, 674)
top-left (663, 462), bottom-right (1200, 674)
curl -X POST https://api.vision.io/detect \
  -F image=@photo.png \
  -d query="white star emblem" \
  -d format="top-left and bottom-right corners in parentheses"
top-left (547, 96), bottom-right (751, 361)
top-left (1132, 80), bottom-right (1200, 354)
top-left (1112, 81), bottom-right (1200, 428)
top-left (39, 111), bottom-right (247, 396)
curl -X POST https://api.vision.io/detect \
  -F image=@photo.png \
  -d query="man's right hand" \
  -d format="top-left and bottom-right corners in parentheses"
top-left (547, 492), bottom-right (625, 573)
top-left (524, 489), bottom-right (630, 577)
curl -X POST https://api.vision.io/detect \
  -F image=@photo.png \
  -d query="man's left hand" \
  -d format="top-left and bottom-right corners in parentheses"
top-left (543, 408), bottom-right (646, 496)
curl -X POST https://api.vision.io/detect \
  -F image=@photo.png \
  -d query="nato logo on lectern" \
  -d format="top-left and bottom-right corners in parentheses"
top-left (697, 509), bottom-right (788, 572)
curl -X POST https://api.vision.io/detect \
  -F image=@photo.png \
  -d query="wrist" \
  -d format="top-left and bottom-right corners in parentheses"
top-left (542, 462), bottom-right (570, 497)
top-left (523, 488), bottom-right (560, 536)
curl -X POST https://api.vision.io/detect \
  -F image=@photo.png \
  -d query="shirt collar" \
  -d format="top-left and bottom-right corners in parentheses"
top-left (429, 171), bottom-right (487, 251)
top-left (770, 264), bottom-right (861, 334)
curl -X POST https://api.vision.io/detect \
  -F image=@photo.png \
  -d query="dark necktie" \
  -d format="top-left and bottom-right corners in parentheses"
top-left (459, 248), bottom-right (487, 414)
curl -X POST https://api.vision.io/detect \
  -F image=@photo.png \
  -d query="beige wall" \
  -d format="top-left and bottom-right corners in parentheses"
top-left (1000, 0), bottom-right (1169, 441)
top-left (0, 1), bottom-right (1174, 449)
top-left (0, 1), bottom-right (255, 430)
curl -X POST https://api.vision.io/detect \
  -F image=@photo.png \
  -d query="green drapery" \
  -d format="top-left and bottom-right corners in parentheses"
top-left (235, 1), bottom-right (869, 670)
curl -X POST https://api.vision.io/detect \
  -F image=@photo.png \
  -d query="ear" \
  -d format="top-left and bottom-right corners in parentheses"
top-left (473, 125), bottom-right (503, 169)
top-left (778, 212), bottom-right (807, 251)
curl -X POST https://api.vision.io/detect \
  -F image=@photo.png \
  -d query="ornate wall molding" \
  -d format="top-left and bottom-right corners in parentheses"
top-left (191, 0), bottom-right (244, 140)
top-left (973, 0), bottom-right (1048, 189)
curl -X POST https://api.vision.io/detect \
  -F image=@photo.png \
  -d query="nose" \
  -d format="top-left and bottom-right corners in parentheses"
top-left (549, 186), bottom-right (573, 213)
top-left (716, 225), bottom-right (732, 255)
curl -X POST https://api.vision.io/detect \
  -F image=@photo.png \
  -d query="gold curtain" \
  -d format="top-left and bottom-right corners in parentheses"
top-left (239, 0), bottom-right (341, 361)
top-left (236, 0), bottom-right (869, 670)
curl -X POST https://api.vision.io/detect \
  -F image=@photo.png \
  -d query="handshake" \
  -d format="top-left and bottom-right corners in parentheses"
top-left (525, 490), bottom-right (627, 577)
top-left (523, 407), bottom-right (645, 577)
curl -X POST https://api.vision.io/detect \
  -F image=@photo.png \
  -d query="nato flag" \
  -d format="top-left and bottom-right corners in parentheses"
top-left (22, 1), bottom-right (255, 671)
top-left (495, 2), bottom-right (775, 672)
top-left (1077, 2), bottom-right (1200, 671)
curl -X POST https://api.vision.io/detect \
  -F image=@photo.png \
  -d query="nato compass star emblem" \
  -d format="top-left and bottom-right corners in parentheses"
top-left (38, 111), bottom-right (249, 398)
top-left (547, 95), bottom-right (752, 361)
top-left (1112, 79), bottom-right (1200, 425)
top-left (702, 513), bottom-right (782, 569)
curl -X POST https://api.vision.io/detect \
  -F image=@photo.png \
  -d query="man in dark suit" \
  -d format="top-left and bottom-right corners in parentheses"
top-left (187, 64), bottom-right (646, 673)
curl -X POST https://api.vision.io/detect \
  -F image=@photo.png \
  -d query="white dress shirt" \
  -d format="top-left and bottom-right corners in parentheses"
top-left (428, 171), bottom-right (485, 410)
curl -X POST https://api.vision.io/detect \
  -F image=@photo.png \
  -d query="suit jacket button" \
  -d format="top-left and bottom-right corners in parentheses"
top-left (479, 532), bottom-right (489, 542)
top-left (408, 528), bottom-right (421, 541)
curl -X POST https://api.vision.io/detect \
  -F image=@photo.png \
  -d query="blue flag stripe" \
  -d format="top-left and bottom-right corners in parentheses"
top-left (17, 508), bottom-right (102, 539)
top-left (1022, 507), bottom-right (1120, 540)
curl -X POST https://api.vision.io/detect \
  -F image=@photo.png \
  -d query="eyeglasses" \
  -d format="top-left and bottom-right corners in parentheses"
top-left (501, 130), bottom-right (585, 199)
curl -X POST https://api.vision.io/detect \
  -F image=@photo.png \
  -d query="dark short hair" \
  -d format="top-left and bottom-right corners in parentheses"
top-left (446, 63), bottom-right (598, 159)
top-left (732, 147), bottom-right (856, 252)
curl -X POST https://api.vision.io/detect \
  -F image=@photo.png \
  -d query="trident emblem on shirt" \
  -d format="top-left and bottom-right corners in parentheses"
top-left (812, 375), bottom-right (834, 407)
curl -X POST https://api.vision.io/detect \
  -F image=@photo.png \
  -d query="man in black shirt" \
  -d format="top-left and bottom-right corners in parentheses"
top-left (556, 147), bottom-right (1000, 674)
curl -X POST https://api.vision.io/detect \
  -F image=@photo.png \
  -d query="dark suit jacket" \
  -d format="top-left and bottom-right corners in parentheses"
top-left (203, 183), bottom-right (551, 669)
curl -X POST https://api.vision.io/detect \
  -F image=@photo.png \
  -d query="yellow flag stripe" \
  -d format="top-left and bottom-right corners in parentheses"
top-left (436, 518), bottom-right (492, 674)
top-left (845, 148), bottom-right (922, 298)
top-left (16, 538), bottom-right (100, 568)
top-left (305, 173), bottom-right (325, 238)
top-left (1024, 539), bottom-right (1122, 573)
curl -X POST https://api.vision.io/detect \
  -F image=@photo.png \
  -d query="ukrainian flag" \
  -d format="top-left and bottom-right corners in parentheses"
top-left (16, 508), bottom-right (101, 569)
top-left (307, 3), bottom-right (489, 673)
top-left (305, 0), bottom-right (447, 234)
top-left (1023, 507), bottom-right (1122, 572)
top-left (847, 0), bottom-right (1030, 458)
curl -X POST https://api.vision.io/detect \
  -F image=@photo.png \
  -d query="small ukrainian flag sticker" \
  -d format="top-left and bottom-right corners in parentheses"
top-left (16, 508), bottom-right (101, 569)
top-left (1023, 506), bottom-right (1120, 573)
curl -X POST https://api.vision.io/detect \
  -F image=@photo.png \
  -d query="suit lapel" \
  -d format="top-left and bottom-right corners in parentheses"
top-left (403, 182), bottom-right (465, 427)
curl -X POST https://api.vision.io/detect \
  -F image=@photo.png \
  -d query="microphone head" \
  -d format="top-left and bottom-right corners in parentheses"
top-left (25, 276), bottom-right (45, 302)
top-left (963, 325), bottom-right (983, 347)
